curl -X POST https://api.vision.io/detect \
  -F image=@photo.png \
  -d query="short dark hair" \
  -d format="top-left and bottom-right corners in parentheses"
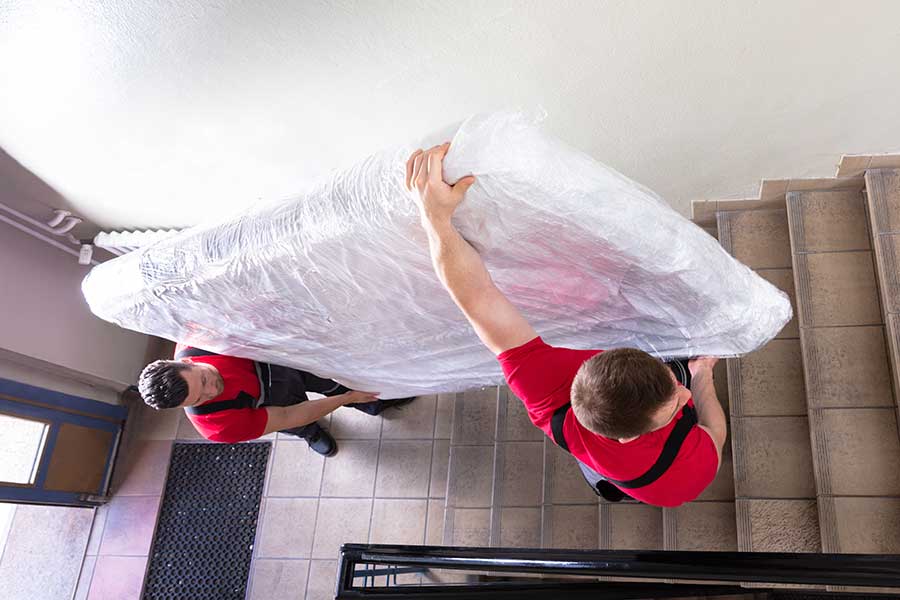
top-left (138, 360), bottom-right (191, 409)
top-left (570, 348), bottom-right (675, 439)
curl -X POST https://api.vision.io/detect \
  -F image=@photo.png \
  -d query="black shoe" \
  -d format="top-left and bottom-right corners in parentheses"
top-left (595, 480), bottom-right (628, 502)
top-left (305, 428), bottom-right (337, 457)
top-left (347, 396), bottom-right (417, 416)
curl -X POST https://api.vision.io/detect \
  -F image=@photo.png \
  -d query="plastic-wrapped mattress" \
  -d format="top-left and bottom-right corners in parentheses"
top-left (82, 111), bottom-right (791, 398)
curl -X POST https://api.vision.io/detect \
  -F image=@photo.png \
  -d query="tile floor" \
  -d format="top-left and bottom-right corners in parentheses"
top-left (75, 392), bottom-right (452, 599)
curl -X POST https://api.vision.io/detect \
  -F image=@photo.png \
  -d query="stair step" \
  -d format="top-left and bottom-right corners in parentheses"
top-left (787, 188), bottom-right (900, 554)
top-left (735, 499), bottom-right (819, 552)
top-left (600, 504), bottom-right (662, 550)
top-left (717, 207), bottom-right (817, 553)
top-left (664, 502), bottom-right (737, 551)
top-left (864, 168), bottom-right (900, 428)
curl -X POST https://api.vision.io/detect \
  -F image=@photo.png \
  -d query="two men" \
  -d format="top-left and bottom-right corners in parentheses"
top-left (405, 143), bottom-right (726, 506)
top-left (138, 344), bottom-right (412, 455)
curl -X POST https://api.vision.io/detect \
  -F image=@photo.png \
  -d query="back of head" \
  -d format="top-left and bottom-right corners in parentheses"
top-left (570, 348), bottom-right (675, 439)
top-left (138, 360), bottom-right (190, 409)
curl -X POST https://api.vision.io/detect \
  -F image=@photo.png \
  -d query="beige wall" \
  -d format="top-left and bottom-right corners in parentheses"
top-left (0, 220), bottom-right (149, 399)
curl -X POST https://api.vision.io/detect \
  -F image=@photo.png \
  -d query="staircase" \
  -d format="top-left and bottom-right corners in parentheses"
top-left (439, 156), bottom-right (900, 593)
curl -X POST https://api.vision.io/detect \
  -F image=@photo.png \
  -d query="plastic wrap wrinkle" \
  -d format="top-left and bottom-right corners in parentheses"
top-left (82, 111), bottom-right (791, 398)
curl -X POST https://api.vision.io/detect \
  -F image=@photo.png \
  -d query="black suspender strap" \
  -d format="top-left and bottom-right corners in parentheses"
top-left (549, 402), bottom-right (698, 489)
top-left (185, 391), bottom-right (258, 416)
top-left (174, 347), bottom-right (220, 360)
top-left (550, 402), bottom-right (572, 452)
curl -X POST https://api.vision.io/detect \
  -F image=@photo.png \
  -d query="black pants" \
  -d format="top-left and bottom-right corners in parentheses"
top-left (263, 365), bottom-right (358, 438)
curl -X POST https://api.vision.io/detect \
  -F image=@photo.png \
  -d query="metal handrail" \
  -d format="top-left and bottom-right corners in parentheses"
top-left (337, 544), bottom-right (900, 599)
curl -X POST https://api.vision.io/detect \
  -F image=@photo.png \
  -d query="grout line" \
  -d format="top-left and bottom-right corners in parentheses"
top-left (364, 416), bottom-right (387, 544)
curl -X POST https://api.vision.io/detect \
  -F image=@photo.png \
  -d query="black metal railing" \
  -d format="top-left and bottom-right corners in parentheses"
top-left (336, 544), bottom-right (900, 599)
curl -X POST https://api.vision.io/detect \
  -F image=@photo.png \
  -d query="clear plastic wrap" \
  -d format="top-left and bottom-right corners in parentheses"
top-left (82, 111), bottom-right (791, 398)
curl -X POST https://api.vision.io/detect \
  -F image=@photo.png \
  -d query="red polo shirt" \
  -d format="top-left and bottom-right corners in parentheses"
top-left (175, 344), bottom-right (268, 443)
top-left (498, 337), bottom-right (717, 507)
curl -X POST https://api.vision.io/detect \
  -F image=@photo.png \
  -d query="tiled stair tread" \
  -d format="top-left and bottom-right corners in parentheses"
top-left (727, 339), bottom-right (806, 417)
top-left (786, 190), bottom-right (871, 253)
top-left (665, 502), bottom-right (737, 551)
top-left (799, 325), bottom-right (895, 409)
top-left (731, 416), bottom-right (815, 499)
top-left (545, 504), bottom-right (598, 549)
top-left (808, 407), bottom-right (900, 497)
top-left (865, 168), bottom-right (900, 233)
top-left (545, 440), bottom-right (599, 505)
top-left (496, 441), bottom-right (543, 507)
top-left (717, 209), bottom-right (792, 269)
top-left (446, 444), bottom-right (495, 509)
top-left (756, 268), bottom-right (799, 338)
top-left (792, 251), bottom-right (882, 328)
top-left (443, 507), bottom-right (491, 547)
top-left (735, 499), bottom-right (820, 552)
top-left (696, 443), bottom-right (735, 502)
top-left (601, 504), bottom-right (663, 550)
top-left (872, 233), bottom-right (900, 314)
top-left (497, 506), bottom-right (541, 548)
top-left (820, 496), bottom-right (900, 553)
top-left (451, 387), bottom-right (499, 445)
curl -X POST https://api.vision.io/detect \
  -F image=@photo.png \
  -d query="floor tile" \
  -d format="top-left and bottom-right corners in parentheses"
top-left (320, 439), bottom-right (378, 497)
top-left (756, 268), bottom-right (799, 338)
top-left (732, 339), bottom-right (806, 416)
top-left (498, 442), bottom-right (543, 507)
top-left (830, 497), bottom-right (900, 553)
top-left (328, 407), bottom-right (381, 440)
top-left (256, 498), bottom-right (318, 558)
top-left (87, 556), bottom-right (147, 600)
top-left (74, 555), bottom-right (96, 600)
top-left (671, 502), bottom-right (737, 551)
top-left (501, 389), bottom-right (543, 441)
top-left (0, 505), bottom-right (93, 600)
top-left (451, 387), bottom-right (498, 444)
top-left (429, 439), bottom-right (450, 498)
top-left (248, 559), bottom-right (309, 600)
top-left (312, 499), bottom-right (372, 559)
top-left (801, 326), bottom-right (894, 408)
top-left (306, 560), bottom-right (337, 600)
top-left (799, 251), bottom-right (881, 327)
top-left (85, 505), bottom-right (108, 556)
top-left (132, 404), bottom-right (181, 441)
top-left (732, 416), bottom-right (815, 498)
top-left (547, 505), bottom-right (598, 549)
top-left (425, 500), bottom-right (445, 545)
top-left (739, 499), bottom-right (819, 553)
top-left (546, 441), bottom-right (597, 504)
top-left (375, 440), bottom-right (432, 498)
top-left (499, 507), bottom-right (542, 548)
top-left (444, 508), bottom-right (491, 546)
top-left (814, 408), bottom-right (900, 496)
top-left (267, 440), bottom-right (326, 497)
top-left (382, 395), bottom-right (436, 439)
top-left (866, 167), bottom-right (900, 232)
top-left (112, 440), bottom-right (172, 496)
top-left (98, 496), bottom-right (160, 556)
top-left (445, 445), bottom-right (494, 508)
top-left (369, 499), bottom-right (427, 545)
top-left (434, 394), bottom-right (454, 439)
top-left (606, 504), bottom-right (662, 550)
top-left (789, 190), bottom-right (870, 253)
top-left (726, 209), bottom-right (791, 269)
top-left (876, 234), bottom-right (900, 313)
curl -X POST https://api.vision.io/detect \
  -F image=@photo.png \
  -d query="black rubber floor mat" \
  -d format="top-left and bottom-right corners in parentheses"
top-left (143, 442), bottom-right (270, 600)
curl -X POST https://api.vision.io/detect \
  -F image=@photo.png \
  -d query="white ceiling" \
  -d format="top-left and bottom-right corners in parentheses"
top-left (2, 0), bottom-right (900, 230)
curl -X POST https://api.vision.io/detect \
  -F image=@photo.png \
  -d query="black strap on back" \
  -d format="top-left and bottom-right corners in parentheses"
top-left (176, 346), bottom-right (259, 416)
top-left (185, 391), bottom-right (257, 416)
top-left (550, 402), bottom-right (698, 489)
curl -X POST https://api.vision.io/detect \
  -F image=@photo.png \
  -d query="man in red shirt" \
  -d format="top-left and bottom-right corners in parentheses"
top-left (138, 345), bottom-right (413, 456)
top-left (405, 144), bottom-right (726, 507)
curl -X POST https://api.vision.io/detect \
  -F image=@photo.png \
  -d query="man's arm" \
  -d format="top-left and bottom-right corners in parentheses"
top-left (688, 357), bottom-right (727, 469)
top-left (262, 391), bottom-right (377, 435)
top-left (407, 144), bottom-right (537, 355)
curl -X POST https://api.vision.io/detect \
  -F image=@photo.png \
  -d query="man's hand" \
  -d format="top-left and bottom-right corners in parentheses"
top-left (688, 356), bottom-right (718, 380)
top-left (340, 390), bottom-right (380, 405)
top-left (406, 143), bottom-right (476, 225)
